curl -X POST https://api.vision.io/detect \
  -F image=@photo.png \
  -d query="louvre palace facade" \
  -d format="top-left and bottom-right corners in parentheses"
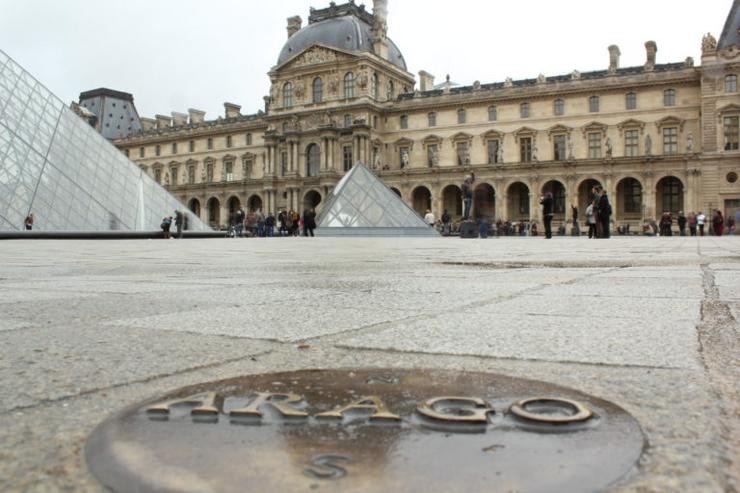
top-left (111, 0), bottom-right (740, 230)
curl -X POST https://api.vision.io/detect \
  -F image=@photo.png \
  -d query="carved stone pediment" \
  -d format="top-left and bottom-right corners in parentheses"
top-left (450, 132), bottom-right (473, 145)
top-left (655, 116), bottom-right (685, 131)
top-left (480, 129), bottom-right (504, 143)
top-left (617, 119), bottom-right (646, 135)
top-left (422, 134), bottom-right (442, 146)
top-left (393, 137), bottom-right (414, 150)
top-left (546, 124), bottom-right (572, 139)
top-left (581, 121), bottom-right (607, 136)
top-left (278, 45), bottom-right (351, 71)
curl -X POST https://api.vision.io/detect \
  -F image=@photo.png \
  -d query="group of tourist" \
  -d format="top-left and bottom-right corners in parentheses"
top-left (221, 208), bottom-right (318, 238)
top-left (643, 210), bottom-right (735, 236)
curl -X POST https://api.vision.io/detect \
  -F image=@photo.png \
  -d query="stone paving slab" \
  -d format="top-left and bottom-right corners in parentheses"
top-left (0, 324), bottom-right (272, 413)
top-left (0, 287), bottom-right (99, 304)
top-left (537, 277), bottom-right (705, 299)
top-left (338, 310), bottom-right (702, 369)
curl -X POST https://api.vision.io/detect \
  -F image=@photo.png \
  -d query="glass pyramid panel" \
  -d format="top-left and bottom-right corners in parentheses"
top-left (0, 50), bottom-right (209, 232)
top-left (315, 163), bottom-right (438, 237)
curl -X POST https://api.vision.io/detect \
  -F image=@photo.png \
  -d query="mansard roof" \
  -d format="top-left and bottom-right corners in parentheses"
top-left (718, 0), bottom-right (740, 50)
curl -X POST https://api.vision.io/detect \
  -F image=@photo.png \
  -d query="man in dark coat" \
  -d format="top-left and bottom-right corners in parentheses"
top-left (595, 186), bottom-right (612, 239)
top-left (303, 208), bottom-right (316, 237)
top-left (174, 210), bottom-right (184, 238)
top-left (540, 192), bottom-right (554, 239)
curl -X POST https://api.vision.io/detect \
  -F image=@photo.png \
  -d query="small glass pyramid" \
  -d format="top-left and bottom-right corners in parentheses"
top-left (315, 163), bottom-right (438, 236)
top-left (0, 50), bottom-right (208, 232)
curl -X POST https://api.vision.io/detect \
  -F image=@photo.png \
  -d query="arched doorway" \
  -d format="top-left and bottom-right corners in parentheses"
top-left (412, 186), bottom-right (432, 216)
top-left (247, 194), bottom-right (263, 212)
top-left (507, 182), bottom-right (530, 220)
top-left (390, 187), bottom-right (402, 197)
top-left (227, 196), bottom-right (241, 214)
top-left (541, 180), bottom-right (566, 218)
top-left (303, 190), bottom-right (322, 209)
top-left (616, 177), bottom-right (643, 220)
top-left (442, 185), bottom-right (463, 218)
top-left (578, 179), bottom-right (602, 213)
top-left (656, 176), bottom-right (684, 215)
top-left (207, 197), bottom-right (221, 228)
top-left (474, 183), bottom-right (496, 220)
top-left (188, 198), bottom-right (201, 218)
top-left (306, 144), bottom-right (320, 177)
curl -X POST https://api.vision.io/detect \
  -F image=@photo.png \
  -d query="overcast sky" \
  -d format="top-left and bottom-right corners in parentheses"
top-left (0, 0), bottom-right (733, 119)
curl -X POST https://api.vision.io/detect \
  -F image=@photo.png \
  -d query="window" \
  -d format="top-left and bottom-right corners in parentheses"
top-left (624, 129), bottom-right (639, 157)
top-left (726, 74), bottom-right (738, 93)
top-left (207, 138), bottom-right (213, 150)
top-left (724, 116), bottom-right (739, 150)
top-left (307, 144), bottom-right (320, 177)
top-left (487, 139), bottom-right (500, 164)
top-left (206, 162), bottom-right (214, 182)
top-left (155, 145), bottom-right (161, 157)
top-left (661, 89), bottom-right (676, 107)
top-left (428, 112), bottom-right (436, 127)
top-left (171, 143), bottom-right (177, 154)
top-left (372, 73), bottom-right (379, 99)
top-left (342, 145), bottom-right (353, 171)
top-left (520, 137), bottom-right (532, 162)
top-left (344, 72), bottom-right (355, 99)
top-left (663, 127), bottom-right (678, 155)
top-left (589, 96), bottom-right (600, 113)
top-left (224, 162), bottom-right (234, 182)
top-left (400, 115), bottom-right (408, 129)
top-left (139, 147), bottom-right (145, 158)
top-left (243, 157), bottom-right (253, 178)
top-left (488, 105), bottom-right (498, 121)
top-left (189, 140), bottom-right (194, 152)
top-left (623, 178), bottom-right (642, 213)
top-left (226, 135), bottom-right (232, 148)
top-left (456, 142), bottom-right (470, 165)
top-left (154, 169), bottom-right (162, 184)
top-left (553, 99), bottom-right (565, 116)
top-left (344, 114), bottom-right (352, 128)
top-left (661, 177), bottom-right (682, 213)
top-left (281, 151), bottom-right (288, 176)
top-left (170, 168), bottom-right (178, 185)
top-left (520, 103), bottom-right (530, 118)
top-left (553, 135), bottom-right (566, 161)
top-left (311, 77), bottom-right (323, 104)
top-left (188, 166), bottom-right (195, 184)
top-left (588, 132), bottom-right (602, 158)
top-left (626, 92), bottom-right (637, 110)
top-left (283, 82), bottom-right (293, 108)
top-left (457, 108), bottom-right (466, 124)
top-left (246, 133), bottom-right (252, 146)
top-left (427, 144), bottom-right (438, 167)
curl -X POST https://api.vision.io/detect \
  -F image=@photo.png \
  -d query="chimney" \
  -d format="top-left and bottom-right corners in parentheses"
top-left (286, 16), bottom-right (302, 38)
top-left (373, 0), bottom-right (389, 60)
top-left (224, 102), bottom-right (241, 119)
top-left (140, 117), bottom-right (156, 131)
top-left (188, 108), bottom-right (206, 124)
top-left (155, 114), bottom-right (172, 129)
top-left (608, 45), bottom-right (620, 74)
top-left (644, 41), bottom-right (657, 71)
top-left (171, 112), bottom-right (188, 126)
top-left (419, 71), bottom-right (435, 92)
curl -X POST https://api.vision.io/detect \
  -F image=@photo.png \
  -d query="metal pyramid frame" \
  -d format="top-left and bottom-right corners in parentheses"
top-left (0, 50), bottom-right (209, 232)
top-left (315, 162), bottom-right (438, 237)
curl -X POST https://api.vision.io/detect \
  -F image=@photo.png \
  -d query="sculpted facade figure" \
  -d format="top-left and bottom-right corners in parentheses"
top-left (567, 136), bottom-right (575, 160)
top-left (645, 135), bottom-right (653, 156)
top-left (702, 33), bottom-right (717, 54)
top-left (400, 148), bottom-right (410, 169)
top-left (497, 143), bottom-right (504, 164)
top-left (294, 81), bottom-right (305, 101)
top-left (327, 75), bottom-right (339, 95)
top-left (687, 132), bottom-right (694, 153)
top-left (605, 137), bottom-right (613, 158)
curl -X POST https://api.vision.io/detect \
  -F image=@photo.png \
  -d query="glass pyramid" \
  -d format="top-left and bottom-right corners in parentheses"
top-left (0, 50), bottom-right (208, 232)
top-left (315, 163), bottom-right (438, 237)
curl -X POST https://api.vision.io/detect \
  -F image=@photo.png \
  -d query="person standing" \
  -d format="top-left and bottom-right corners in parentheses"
top-left (595, 186), bottom-right (612, 239)
top-left (303, 208), bottom-right (316, 237)
top-left (713, 210), bottom-right (724, 236)
top-left (23, 213), bottom-right (34, 231)
top-left (265, 212), bottom-right (275, 237)
top-left (571, 205), bottom-right (580, 236)
top-left (677, 211), bottom-right (687, 236)
top-left (697, 211), bottom-right (706, 236)
top-left (174, 210), bottom-right (184, 238)
top-left (235, 208), bottom-right (245, 237)
top-left (441, 209), bottom-right (451, 236)
top-left (540, 192), bottom-right (554, 239)
top-left (161, 216), bottom-right (172, 239)
top-left (585, 203), bottom-right (597, 239)
top-left (424, 209), bottom-right (436, 228)
top-left (688, 212), bottom-right (697, 236)
top-left (461, 173), bottom-right (475, 221)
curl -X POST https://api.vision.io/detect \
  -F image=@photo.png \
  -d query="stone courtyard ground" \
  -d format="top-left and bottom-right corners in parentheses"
top-left (0, 236), bottom-right (738, 492)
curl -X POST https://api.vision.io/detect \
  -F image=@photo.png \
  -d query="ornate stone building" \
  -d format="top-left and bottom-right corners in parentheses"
top-left (114, 0), bottom-right (740, 230)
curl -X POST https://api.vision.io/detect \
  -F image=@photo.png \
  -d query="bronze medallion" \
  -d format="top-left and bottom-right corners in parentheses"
top-left (86, 369), bottom-right (644, 492)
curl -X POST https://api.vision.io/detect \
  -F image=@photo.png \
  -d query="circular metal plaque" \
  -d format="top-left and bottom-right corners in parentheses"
top-left (86, 369), bottom-right (644, 493)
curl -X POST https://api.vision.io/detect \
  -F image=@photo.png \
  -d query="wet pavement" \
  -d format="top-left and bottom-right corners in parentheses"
top-left (0, 236), bottom-right (738, 492)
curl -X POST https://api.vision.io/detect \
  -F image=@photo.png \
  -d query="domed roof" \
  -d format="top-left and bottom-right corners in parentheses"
top-left (277, 15), bottom-right (407, 71)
